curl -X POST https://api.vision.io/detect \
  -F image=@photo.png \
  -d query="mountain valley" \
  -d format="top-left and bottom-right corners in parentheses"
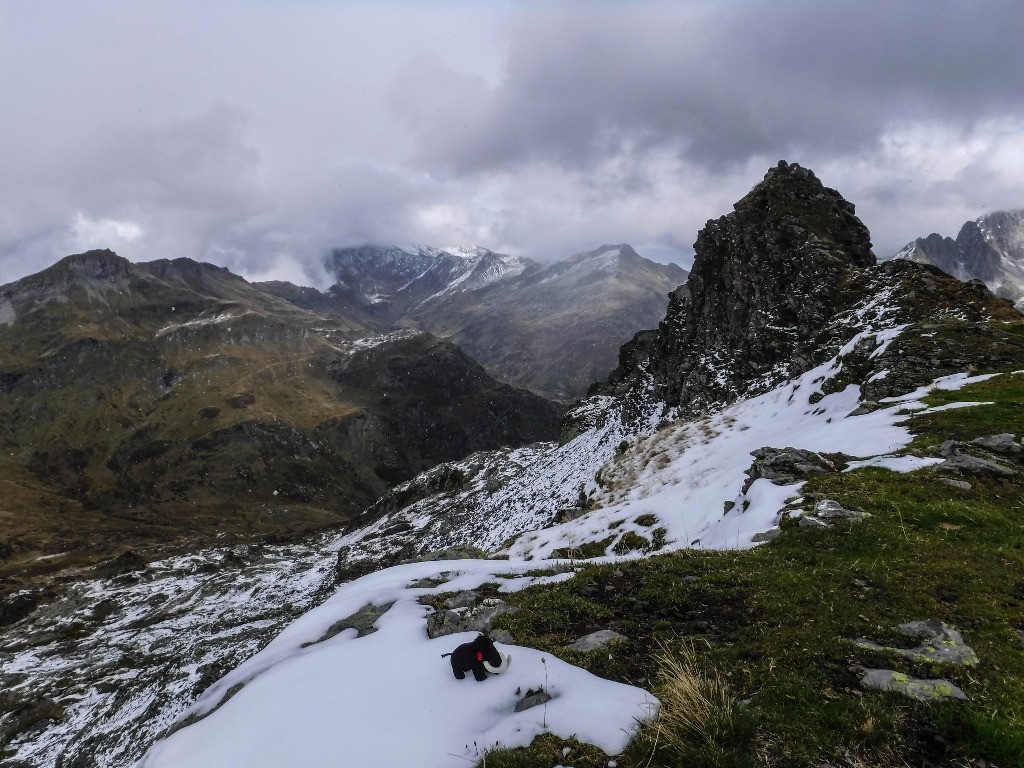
top-left (3, 164), bottom-right (1024, 768)
top-left (0, 252), bottom-right (562, 587)
top-left (262, 243), bottom-right (687, 401)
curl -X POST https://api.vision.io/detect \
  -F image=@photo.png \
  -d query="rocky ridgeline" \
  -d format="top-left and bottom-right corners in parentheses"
top-left (587, 162), bottom-right (1022, 430)
top-left (593, 161), bottom-right (876, 415)
top-left (897, 209), bottom-right (1024, 307)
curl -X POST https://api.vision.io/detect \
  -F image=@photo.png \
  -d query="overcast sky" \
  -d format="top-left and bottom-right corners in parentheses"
top-left (1, 0), bottom-right (1022, 287)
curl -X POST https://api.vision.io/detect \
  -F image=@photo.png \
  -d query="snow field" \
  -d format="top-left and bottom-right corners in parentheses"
top-left (141, 560), bottom-right (657, 768)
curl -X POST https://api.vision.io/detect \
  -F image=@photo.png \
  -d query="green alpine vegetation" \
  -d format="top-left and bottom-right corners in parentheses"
top-left (484, 373), bottom-right (1024, 768)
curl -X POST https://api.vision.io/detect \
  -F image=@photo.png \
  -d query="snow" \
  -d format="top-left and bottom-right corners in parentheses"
top-left (505, 339), bottom-right (996, 559)
top-left (141, 560), bottom-right (656, 768)
top-left (155, 311), bottom-right (239, 338)
top-left (348, 328), bottom-right (422, 351)
top-left (0, 297), bottom-right (15, 325)
top-left (915, 400), bottom-right (993, 414)
top-left (844, 455), bottom-right (945, 472)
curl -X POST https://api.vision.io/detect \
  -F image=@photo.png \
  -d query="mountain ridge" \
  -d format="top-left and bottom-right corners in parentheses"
top-left (0, 251), bottom-right (563, 583)
top-left (259, 242), bottom-right (687, 401)
top-left (895, 209), bottom-right (1024, 308)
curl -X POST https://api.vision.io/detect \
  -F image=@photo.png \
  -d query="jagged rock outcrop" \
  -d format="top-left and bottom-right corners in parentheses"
top-left (594, 161), bottom-right (875, 416)
top-left (896, 210), bottom-right (1024, 307)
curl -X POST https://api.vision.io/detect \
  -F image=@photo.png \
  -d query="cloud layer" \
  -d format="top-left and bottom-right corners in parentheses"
top-left (1, 0), bottom-right (1022, 286)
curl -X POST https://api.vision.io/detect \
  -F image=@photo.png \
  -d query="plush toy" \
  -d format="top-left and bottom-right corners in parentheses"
top-left (442, 634), bottom-right (511, 681)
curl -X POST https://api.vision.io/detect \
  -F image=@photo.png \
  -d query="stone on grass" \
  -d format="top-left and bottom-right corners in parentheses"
top-left (938, 453), bottom-right (1017, 478)
top-left (939, 478), bottom-right (973, 491)
top-left (853, 667), bottom-right (967, 702)
top-left (849, 619), bottom-right (978, 667)
top-left (971, 433), bottom-right (1021, 454)
top-left (566, 629), bottom-right (628, 652)
top-left (813, 499), bottom-right (870, 521)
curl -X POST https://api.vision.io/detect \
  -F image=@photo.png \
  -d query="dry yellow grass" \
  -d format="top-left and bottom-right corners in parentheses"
top-left (653, 638), bottom-right (739, 753)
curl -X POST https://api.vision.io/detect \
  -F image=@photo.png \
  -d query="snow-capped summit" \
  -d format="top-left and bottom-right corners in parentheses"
top-left (305, 242), bottom-right (686, 400)
top-left (895, 209), bottom-right (1024, 308)
top-left (326, 244), bottom-right (534, 313)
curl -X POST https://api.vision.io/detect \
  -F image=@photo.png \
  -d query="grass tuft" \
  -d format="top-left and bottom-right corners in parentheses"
top-left (650, 639), bottom-right (757, 768)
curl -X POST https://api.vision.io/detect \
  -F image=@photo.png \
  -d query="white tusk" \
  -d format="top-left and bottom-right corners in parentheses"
top-left (483, 652), bottom-right (511, 674)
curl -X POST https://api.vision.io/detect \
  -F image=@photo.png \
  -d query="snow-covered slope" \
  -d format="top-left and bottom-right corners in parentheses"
top-left (136, 315), bottom-right (999, 768)
top-left (141, 560), bottom-right (656, 768)
top-left (326, 244), bottom-right (534, 312)
top-left (0, 538), bottom-right (340, 767)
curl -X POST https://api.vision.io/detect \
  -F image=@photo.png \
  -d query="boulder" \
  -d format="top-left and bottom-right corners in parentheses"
top-left (971, 433), bottom-right (1021, 454)
top-left (937, 453), bottom-right (1017, 478)
top-left (853, 667), bottom-right (967, 702)
top-left (813, 499), bottom-right (870, 522)
top-left (566, 629), bottom-right (628, 652)
top-left (742, 447), bottom-right (840, 492)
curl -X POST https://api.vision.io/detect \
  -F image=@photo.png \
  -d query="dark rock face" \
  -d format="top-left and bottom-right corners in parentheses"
top-left (594, 162), bottom-right (875, 416)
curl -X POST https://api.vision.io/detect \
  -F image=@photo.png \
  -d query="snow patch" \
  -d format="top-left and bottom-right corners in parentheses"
top-left (155, 311), bottom-right (239, 338)
top-left (844, 455), bottom-right (945, 473)
top-left (141, 560), bottom-right (656, 768)
top-left (0, 298), bottom-right (15, 326)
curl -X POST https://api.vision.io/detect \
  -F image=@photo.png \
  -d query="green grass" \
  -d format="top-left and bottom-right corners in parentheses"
top-left (482, 373), bottom-right (1024, 767)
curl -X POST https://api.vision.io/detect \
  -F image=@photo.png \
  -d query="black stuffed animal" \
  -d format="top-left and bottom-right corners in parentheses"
top-left (442, 634), bottom-right (511, 681)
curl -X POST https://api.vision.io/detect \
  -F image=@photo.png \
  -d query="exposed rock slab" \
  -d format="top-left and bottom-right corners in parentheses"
top-left (425, 598), bottom-right (519, 639)
top-left (514, 690), bottom-right (553, 712)
top-left (851, 619), bottom-right (979, 667)
top-left (853, 667), bottom-right (968, 702)
top-left (305, 601), bottom-right (395, 645)
top-left (566, 630), bottom-right (628, 653)
top-left (971, 433), bottom-right (1021, 454)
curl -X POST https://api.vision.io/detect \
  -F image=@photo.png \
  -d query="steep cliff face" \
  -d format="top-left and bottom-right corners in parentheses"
top-left (595, 161), bottom-right (876, 415)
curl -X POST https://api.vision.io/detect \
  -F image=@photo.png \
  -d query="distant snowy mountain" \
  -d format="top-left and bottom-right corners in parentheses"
top-left (262, 242), bottom-right (687, 400)
top-left (894, 210), bottom-right (1024, 308)
top-left (321, 244), bottom-right (533, 316)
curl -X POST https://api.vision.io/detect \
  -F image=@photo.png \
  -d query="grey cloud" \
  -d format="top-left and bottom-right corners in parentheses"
top-left (391, 1), bottom-right (1024, 174)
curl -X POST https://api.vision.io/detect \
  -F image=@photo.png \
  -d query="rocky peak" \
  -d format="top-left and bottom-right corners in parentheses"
top-left (896, 210), bottom-right (1024, 305)
top-left (40, 249), bottom-right (135, 286)
top-left (594, 161), bottom-right (876, 415)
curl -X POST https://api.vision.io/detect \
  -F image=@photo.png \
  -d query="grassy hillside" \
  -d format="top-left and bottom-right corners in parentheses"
top-left (484, 373), bottom-right (1024, 767)
top-left (0, 253), bottom-right (563, 586)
